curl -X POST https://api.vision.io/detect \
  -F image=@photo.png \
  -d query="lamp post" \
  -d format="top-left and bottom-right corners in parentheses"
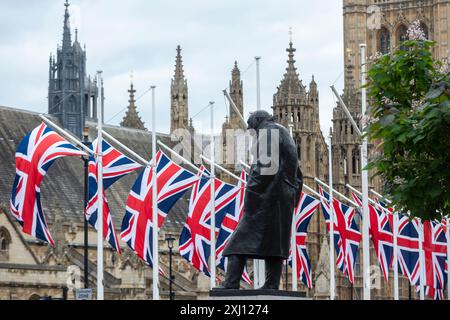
top-left (82, 126), bottom-right (90, 289)
top-left (166, 234), bottom-right (176, 300)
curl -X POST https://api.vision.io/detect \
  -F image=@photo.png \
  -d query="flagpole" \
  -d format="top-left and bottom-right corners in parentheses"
top-left (254, 56), bottom-right (264, 288)
top-left (418, 220), bottom-right (425, 300)
top-left (447, 217), bottom-right (450, 301)
top-left (157, 140), bottom-right (209, 179)
top-left (327, 128), bottom-right (335, 300)
top-left (360, 43), bottom-right (371, 301)
top-left (288, 124), bottom-right (297, 292)
top-left (209, 101), bottom-right (216, 289)
top-left (201, 155), bottom-right (246, 184)
top-left (393, 212), bottom-right (399, 300)
top-left (101, 130), bottom-right (150, 166)
top-left (151, 86), bottom-right (160, 300)
top-left (315, 178), bottom-right (359, 208)
top-left (39, 114), bottom-right (92, 155)
top-left (255, 56), bottom-right (261, 111)
top-left (96, 70), bottom-right (104, 300)
top-left (347, 185), bottom-right (399, 300)
top-left (345, 184), bottom-right (391, 215)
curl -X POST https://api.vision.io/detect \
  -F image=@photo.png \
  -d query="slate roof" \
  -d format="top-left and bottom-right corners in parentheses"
top-left (0, 105), bottom-right (190, 234)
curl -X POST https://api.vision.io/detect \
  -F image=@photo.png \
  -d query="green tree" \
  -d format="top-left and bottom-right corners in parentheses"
top-left (366, 29), bottom-right (450, 221)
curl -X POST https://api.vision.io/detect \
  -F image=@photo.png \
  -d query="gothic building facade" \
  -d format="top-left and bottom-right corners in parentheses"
top-left (48, 0), bottom-right (98, 138)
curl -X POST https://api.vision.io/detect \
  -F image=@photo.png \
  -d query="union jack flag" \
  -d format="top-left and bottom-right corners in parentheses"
top-left (10, 123), bottom-right (85, 244)
top-left (179, 166), bottom-right (240, 277)
top-left (216, 171), bottom-right (252, 286)
top-left (288, 192), bottom-right (320, 288)
top-left (332, 198), bottom-right (361, 284)
top-left (318, 187), bottom-right (344, 273)
top-left (121, 150), bottom-right (198, 268)
top-left (395, 213), bottom-right (421, 286)
top-left (85, 138), bottom-right (142, 253)
top-left (350, 192), bottom-right (393, 283)
top-left (422, 220), bottom-right (447, 299)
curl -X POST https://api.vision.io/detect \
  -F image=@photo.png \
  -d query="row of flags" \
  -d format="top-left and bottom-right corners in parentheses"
top-left (8, 123), bottom-right (449, 299)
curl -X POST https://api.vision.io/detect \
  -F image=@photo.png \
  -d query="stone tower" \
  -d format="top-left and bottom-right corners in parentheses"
top-left (228, 61), bottom-right (244, 129)
top-left (48, 0), bottom-right (98, 138)
top-left (272, 41), bottom-right (328, 186)
top-left (120, 80), bottom-right (146, 131)
top-left (170, 45), bottom-right (189, 133)
top-left (272, 40), bottom-right (329, 294)
top-left (221, 62), bottom-right (247, 181)
top-left (342, 0), bottom-right (450, 93)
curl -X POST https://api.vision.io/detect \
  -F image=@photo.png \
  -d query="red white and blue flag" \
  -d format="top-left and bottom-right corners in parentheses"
top-left (121, 150), bottom-right (198, 267)
top-left (395, 213), bottom-right (421, 286)
top-left (179, 166), bottom-right (240, 277)
top-left (318, 187), bottom-right (345, 273)
top-left (288, 192), bottom-right (320, 288)
top-left (216, 171), bottom-right (252, 286)
top-left (350, 192), bottom-right (393, 283)
top-left (422, 220), bottom-right (447, 300)
top-left (85, 138), bottom-right (141, 253)
top-left (332, 198), bottom-right (361, 284)
top-left (10, 123), bottom-right (85, 244)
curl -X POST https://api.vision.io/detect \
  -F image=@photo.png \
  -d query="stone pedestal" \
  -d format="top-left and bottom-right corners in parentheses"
top-left (205, 289), bottom-right (311, 300)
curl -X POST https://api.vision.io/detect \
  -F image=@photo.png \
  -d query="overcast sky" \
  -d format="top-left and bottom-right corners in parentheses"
top-left (0, 0), bottom-right (344, 136)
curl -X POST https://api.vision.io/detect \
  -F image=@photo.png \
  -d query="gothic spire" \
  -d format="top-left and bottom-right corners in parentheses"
top-left (121, 81), bottom-right (146, 131)
top-left (274, 40), bottom-right (305, 101)
top-left (62, 0), bottom-right (72, 48)
top-left (232, 60), bottom-right (240, 78)
top-left (174, 45), bottom-right (185, 82)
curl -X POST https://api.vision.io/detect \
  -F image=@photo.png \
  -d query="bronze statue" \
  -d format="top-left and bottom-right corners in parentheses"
top-left (217, 110), bottom-right (303, 290)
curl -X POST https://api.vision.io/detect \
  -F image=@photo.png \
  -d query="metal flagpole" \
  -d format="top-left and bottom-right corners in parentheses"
top-left (96, 70), bottom-right (104, 300)
top-left (288, 124), bottom-right (298, 292)
top-left (316, 178), bottom-right (359, 208)
top-left (151, 86), bottom-right (160, 300)
top-left (393, 212), bottom-right (399, 300)
top-left (346, 184), bottom-right (391, 215)
top-left (360, 44), bottom-right (371, 300)
top-left (209, 101), bottom-right (216, 289)
top-left (39, 115), bottom-right (93, 155)
top-left (201, 156), bottom-right (246, 184)
top-left (255, 56), bottom-right (263, 287)
top-left (255, 56), bottom-right (261, 111)
top-left (83, 128), bottom-right (90, 289)
top-left (158, 141), bottom-right (209, 179)
top-left (328, 128), bottom-right (335, 300)
top-left (348, 184), bottom-right (399, 299)
top-left (223, 90), bottom-right (247, 128)
top-left (101, 130), bottom-right (150, 166)
top-left (447, 217), bottom-right (450, 300)
top-left (418, 220), bottom-right (425, 300)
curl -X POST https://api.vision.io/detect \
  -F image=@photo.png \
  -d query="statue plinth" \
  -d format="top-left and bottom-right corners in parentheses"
top-left (205, 289), bottom-right (311, 300)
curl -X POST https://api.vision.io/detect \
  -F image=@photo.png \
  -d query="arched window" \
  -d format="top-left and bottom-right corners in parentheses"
top-left (352, 149), bottom-right (360, 175)
top-left (379, 27), bottom-right (391, 54)
top-left (29, 294), bottom-right (40, 300)
top-left (0, 228), bottom-right (11, 260)
top-left (67, 96), bottom-right (77, 113)
top-left (420, 22), bottom-right (429, 39)
top-left (53, 96), bottom-right (61, 113)
top-left (397, 25), bottom-right (408, 50)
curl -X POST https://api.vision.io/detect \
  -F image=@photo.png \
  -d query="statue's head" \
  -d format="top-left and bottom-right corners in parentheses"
top-left (247, 110), bottom-right (275, 131)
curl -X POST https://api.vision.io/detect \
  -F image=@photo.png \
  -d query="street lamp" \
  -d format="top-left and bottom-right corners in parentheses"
top-left (165, 234), bottom-right (176, 300)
